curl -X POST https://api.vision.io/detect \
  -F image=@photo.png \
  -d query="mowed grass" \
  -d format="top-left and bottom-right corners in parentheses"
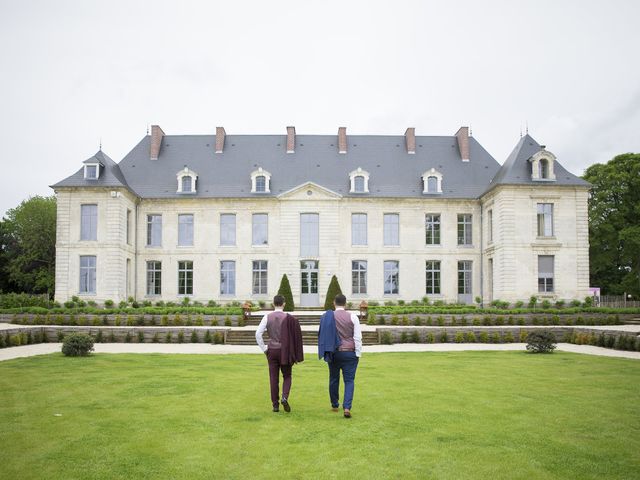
top-left (1, 352), bottom-right (639, 480)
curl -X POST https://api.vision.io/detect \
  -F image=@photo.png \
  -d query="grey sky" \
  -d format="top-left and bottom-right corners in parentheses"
top-left (1, 0), bottom-right (639, 216)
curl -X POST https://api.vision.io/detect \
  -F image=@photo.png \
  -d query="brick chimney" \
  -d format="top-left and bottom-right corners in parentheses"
top-left (286, 126), bottom-right (296, 153)
top-left (405, 127), bottom-right (416, 154)
top-left (215, 127), bottom-right (226, 153)
top-left (455, 126), bottom-right (470, 162)
top-left (150, 125), bottom-right (165, 160)
top-left (338, 127), bottom-right (347, 154)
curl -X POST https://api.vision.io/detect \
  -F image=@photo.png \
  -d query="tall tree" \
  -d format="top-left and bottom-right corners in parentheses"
top-left (323, 275), bottom-right (343, 310)
top-left (2, 196), bottom-right (57, 295)
top-left (583, 153), bottom-right (640, 297)
top-left (277, 274), bottom-right (294, 312)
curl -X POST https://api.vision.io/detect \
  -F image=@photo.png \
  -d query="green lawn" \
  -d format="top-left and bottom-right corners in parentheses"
top-left (1, 352), bottom-right (639, 480)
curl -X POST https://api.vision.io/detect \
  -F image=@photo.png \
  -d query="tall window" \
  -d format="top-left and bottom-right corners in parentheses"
top-left (352, 260), bottom-right (367, 294)
top-left (457, 214), bottom-right (472, 245)
top-left (352, 213), bottom-right (367, 246)
top-left (300, 213), bottom-right (319, 257)
top-left (252, 214), bottom-right (268, 245)
top-left (178, 214), bottom-right (194, 246)
top-left (458, 261), bottom-right (472, 295)
top-left (383, 214), bottom-right (399, 246)
top-left (80, 204), bottom-right (97, 241)
top-left (126, 209), bottom-right (132, 245)
top-left (147, 214), bottom-right (162, 246)
top-left (537, 203), bottom-right (554, 237)
top-left (425, 260), bottom-right (441, 294)
top-left (538, 255), bottom-right (554, 293)
top-left (539, 159), bottom-right (549, 179)
top-left (178, 261), bottom-right (193, 295)
top-left (220, 214), bottom-right (236, 246)
top-left (252, 260), bottom-right (268, 295)
top-left (425, 214), bottom-right (441, 245)
top-left (181, 176), bottom-right (192, 193)
top-left (427, 176), bottom-right (438, 193)
top-left (221, 261), bottom-right (236, 295)
top-left (255, 176), bottom-right (266, 192)
top-left (79, 255), bottom-right (96, 294)
top-left (384, 260), bottom-right (399, 294)
top-left (354, 176), bottom-right (365, 193)
top-left (146, 261), bottom-right (162, 295)
top-left (488, 209), bottom-right (493, 243)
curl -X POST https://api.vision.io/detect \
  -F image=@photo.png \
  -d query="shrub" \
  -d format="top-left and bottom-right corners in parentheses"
top-left (108, 332), bottom-right (116, 342)
top-left (555, 300), bottom-right (565, 309)
top-left (380, 331), bottom-right (393, 345)
top-left (479, 332), bottom-right (489, 343)
top-left (224, 316), bottom-right (232, 327)
top-left (399, 331), bottom-right (408, 343)
top-left (152, 333), bottom-right (159, 343)
top-left (526, 330), bottom-right (556, 353)
top-left (514, 301), bottom-right (524, 309)
top-left (57, 331), bottom-right (65, 342)
top-left (95, 330), bottom-right (103, 343)
top-left (570, 299), bottom-right (581, 308)
top-left (190, 331), bottom-right (199, 343)
top-left (437, 316), bottom-right (444, 326)
top-left (181, 297), bottom-right (191, 307)
top-left (583, 296), bottom-right (594, 307)
top-left (410, 331), bottom-right (420, 343)
top-left (368, 312), bottom-right (376, 324)
top-left (207, 300), bottom-right (217, 308)
top-left (413, 316), bottom-right (422, 326)
top-left (277, 274), bottom-right (295, 312)
top-left (323, 275), bottom-right (343, 310)
top-left (541, 300), bottom-right (551, 310)
top-left (504, 331), bottom-right (515, 343)
top-left (213, 332), bottom-right (224, 344)
top-left (137, 331), bottom-right (145, 343)
top-left (204, 330), bottom-right (212, 343)
top-left (165, 332), bottom-right (173, 343)
top-left (61, 333), bottom-right (94, 357)
top-left (454, 332), bottom-right (465, 343)
top-left (161, 315), bottom-right (169, 326)
top-left (490, 332), bottom-right (501, 343)
top-left (464, 332), bottom-right (477, 343)
top-left (238, 316), bottom-right (246, 327)
top-left (426, 332), bottom-right (435, 343)
top-left (124, 332), bottom-right (132, 343)
top-left (439, 331), bottom-right (448, 343)
top-left (528, 296), bottom-right (538, 309)
top-left (0, 335), bottom-right (5, 348)
top-left (401, 315), bottom-right (409, 326)
top-left (177, 331), bottom-right (184, 343)
top-left (519, 330), bottom-right (528, 342)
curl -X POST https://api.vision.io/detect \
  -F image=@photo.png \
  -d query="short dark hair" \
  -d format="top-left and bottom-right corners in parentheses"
top-left (273, 295), bottom-right (285, 307)
top-left (334, 294), bottom-right (347, 306)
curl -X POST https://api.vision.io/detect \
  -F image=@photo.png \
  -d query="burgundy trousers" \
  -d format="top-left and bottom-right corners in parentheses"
top-left (266, 348), bottom-right (292, 407)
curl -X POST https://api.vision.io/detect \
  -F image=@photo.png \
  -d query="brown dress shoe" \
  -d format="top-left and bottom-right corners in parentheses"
top-left (343, 409), bottom-right (352, 418)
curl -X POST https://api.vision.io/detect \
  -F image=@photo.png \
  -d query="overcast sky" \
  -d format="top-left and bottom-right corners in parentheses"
top-left (1, 0), bottom-right (639, 216)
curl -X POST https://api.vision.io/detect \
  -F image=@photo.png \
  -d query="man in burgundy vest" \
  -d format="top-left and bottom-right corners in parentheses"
top-left (255, 295), bottom-right (293, 412)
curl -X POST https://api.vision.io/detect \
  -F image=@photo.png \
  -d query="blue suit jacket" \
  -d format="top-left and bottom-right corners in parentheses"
top-left (318, 310), bottom-right (341, 362)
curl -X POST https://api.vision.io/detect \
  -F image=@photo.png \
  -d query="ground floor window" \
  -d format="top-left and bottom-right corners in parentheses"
top-left (79, 255), bottom-right (96, 294)
top-left (252, 260), bottom-right (267, 295)
top-left (352, 260), bottom-right (367, 294)
top-left (178, 261), bottom-right (193, 295)
top-left (221, 261), bottom-right (236, 295)
top-left (538, 255), bottom-right (554, 293)
top-left (146, 261), bottom-right (161, 295)
top-left (425, 260), bottom-right (441, 294)
top-left (384, 260), bottom-right (399, 294)
top-left (458, 261), bottom-right (472, 295)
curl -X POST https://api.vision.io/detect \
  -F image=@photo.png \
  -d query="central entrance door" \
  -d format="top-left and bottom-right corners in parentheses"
top-left (300, 260), bottom-right (319, 307)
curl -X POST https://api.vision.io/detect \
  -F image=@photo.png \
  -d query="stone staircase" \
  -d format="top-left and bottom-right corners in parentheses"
top-left (624, 318), bottom-right (640, 325)
top-left (226, 327), bottom-right (379, 346)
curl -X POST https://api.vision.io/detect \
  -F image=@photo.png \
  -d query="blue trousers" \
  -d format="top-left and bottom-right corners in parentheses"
top-left (328, 351), bottom-right (359, 410)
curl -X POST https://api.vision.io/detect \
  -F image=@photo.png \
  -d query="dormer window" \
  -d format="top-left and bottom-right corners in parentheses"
top-left (422, 168), bottom-right (443, 194)
top-left (176, 167), bottom-right (198, 194)
top-left (251, 167), bottom-right (271, 193)
top-left (84, 163), bottom-right (100, 180)
top-left (530, 150), bottom-right (557, 182)
top-left (349, 167), bottom-right (370, 193)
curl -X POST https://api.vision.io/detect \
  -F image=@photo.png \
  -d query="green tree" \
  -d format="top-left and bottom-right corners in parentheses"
top-left (2, 196), bottom-right (57, 295)
top-left (583, 153), bottom-right (640, 297)
top-left (323, 275), bottom-right (343, 310)
top-left (0, 220), bottom-right (19, 293)
top-left (277, 274), bottom-right (294, 311)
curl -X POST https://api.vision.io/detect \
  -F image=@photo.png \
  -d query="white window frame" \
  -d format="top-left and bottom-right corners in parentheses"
top-left (178, 214), bottom-right (194, 247)
top-left (383, 213), bottom-right (400, 246)
top-left (349, 167), bottom-right (370, 193)
top-left (79, 255), bottom-right (97, 294)
top-left (422, 168), bottom-right (443, 194)
top-left (538, 255), bottom-right (555, 293)
top-left (80, 204), bottom-right (98, 241)
top-left (251, 167), bottom-right (271, 193)
top-left (252, 213), bottom-right (269, 246)
top-left (537, 203), bottom-right (554, 237)
top-left (352, 260), bottom-right (367, 295)
top-left (252, 260), bottom-right (268, 295)
top-left (84, 163), bottom-right (100, 180)
top-left (383, 260), bottom-right (399, 295)
top-left (426, 260), bottom-right (441, 295)
top-left (220, 260), bottom-right (236, 295)
top-left (146, 260), bottom-right (162, 296)
top-left (220, 214), bottom-right (236, 246)
top-left (425, 214), bottom-right (441, 245)
top-left (176, 167), bottom-right (198, 193)
top-left (178, 260), bottom-right (193, 296)
top-left (529, 150), bottom-right (557, 181)
top-left (146, 214), bottom-right (162, 247)
top-left (351, 213), bottom-right (368, 246)
top-left (457, 214), bottom-right (473, 246)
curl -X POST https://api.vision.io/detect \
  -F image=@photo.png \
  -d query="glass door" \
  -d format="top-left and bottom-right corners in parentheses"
top-left (300, 260), bottom-right (319, 307)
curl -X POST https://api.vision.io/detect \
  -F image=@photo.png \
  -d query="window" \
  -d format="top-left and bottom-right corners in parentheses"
top-left (80, 204), bottom-right (97, 241)
top-left (426, 260), bottom-right (441, 295)
top-left (383, 214), bottom-right (399, 246)
top-left (530, 151), bottom-right (556, 181)
top-left (178, 214), bottom-right (194, 246)
top-left (354, 176), bottom-right (365, 193)
top-left (252, 213), bottom-right (268, 245)
top-left (538, 255), bottom-right (554, 293)
top-left (349, 167), bottom-right (370, 193)
top-left (251, 168), bottom-right (271, 193)
top-left (255, 176), bottom-right (266, 192)
top-left (221, 261), bottom-right (236, 295)
top-left (126, 209), bottom-right (132, 245)
top-left (422, 168), bottom-right (443, 194)
top-left (252, 260), bottom-right (268, 295)
top-left (176, 167), bottom-right (198, 193)
top-left (178, 261), bottom-right (193, 295)
top-left (352, 260), bottom-right (367, 295)
top-left (181, 176), bottom-right (192, 193)
top-left (147, 214), bottom-right (162, 246)
top-left (427, 176), bottom-right (438, 192)
top-left (146, 261), bottom-right (161, 295)
top-left (458, 261), bottom-right (472, 295)
top-left (425, 214), bottom-right (441, 245)
top-left (488, 209), bottom-right (493, 243)
top-left (537, 203), bottom-right (554, 237)
top-left (220, 214), bottom-right (236, 246)
top-left (384, 260), bottom-right (399, 294)
top-left (352, 213), bottom-right (367, 246)
top-left (79, 255), bottom-right (96, 294)
top-left (300, 213), bottom-right (319, 257)
top-left (539, 159), bottom-right (549, 179)
top-left (457, 214), bottom-right (472, 245)
top-left (85, 164), bottom-right (98, 179)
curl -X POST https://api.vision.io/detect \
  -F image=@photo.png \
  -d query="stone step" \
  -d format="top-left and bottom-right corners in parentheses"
top-left (226, 329), bottom-right (378, 346)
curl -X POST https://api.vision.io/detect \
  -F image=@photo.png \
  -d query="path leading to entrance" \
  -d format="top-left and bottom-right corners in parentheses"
top-left (1, 342), bottom-right (639, 362)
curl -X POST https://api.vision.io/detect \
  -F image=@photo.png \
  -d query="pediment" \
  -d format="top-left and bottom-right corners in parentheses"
top-left (277, 181), bottom-right (342, 200)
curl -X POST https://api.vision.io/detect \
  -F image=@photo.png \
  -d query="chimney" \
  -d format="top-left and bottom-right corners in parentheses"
top-left (150, 125), bottom-right (165, 160)
top-left (286, 126), bottom-right (296, 153)
top-left (455, 126), bottom-right (470, 162)
top-left (405, 127), bottom-right (416, 154)
top-left (215, 127), bottom-right (226, 153)
top-left (338, 127), bottom-right (347, 154)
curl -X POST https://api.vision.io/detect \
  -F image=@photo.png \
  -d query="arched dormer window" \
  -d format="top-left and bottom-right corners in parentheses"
top-left (176, 167), bottom-right (198, 194)
top-left (251, 167), bottom-right (271, 193)
top-left (349, 167), bottom-right (370, 193)
top-left (422, 168), bottom-right (443, 194)
top-left (529, 149), bottom-right (557, 181)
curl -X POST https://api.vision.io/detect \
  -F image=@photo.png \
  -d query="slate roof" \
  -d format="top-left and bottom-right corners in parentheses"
top-left (487, 134), bottom-right (590, 192)
top-left (52, 132), bottom-right (589, 199)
